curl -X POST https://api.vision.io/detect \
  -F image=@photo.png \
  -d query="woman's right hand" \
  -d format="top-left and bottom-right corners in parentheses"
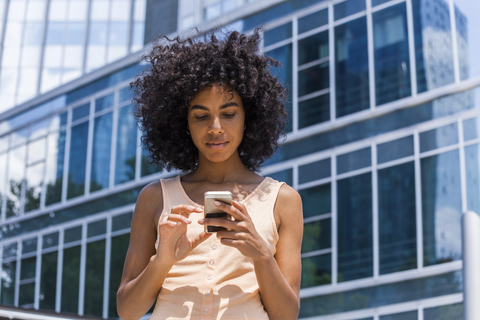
top-left (155, 205), bottom-right (211, 265)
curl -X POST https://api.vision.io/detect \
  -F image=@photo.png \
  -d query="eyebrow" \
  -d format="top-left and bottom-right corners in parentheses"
top-left (190, 101), bottom-right (239, 111)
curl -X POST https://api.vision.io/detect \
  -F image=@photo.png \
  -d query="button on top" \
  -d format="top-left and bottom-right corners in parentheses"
top-left (212, 245), bottom-right (217, 250)
top-left (207, 275), bottom-right (212, 280)
top-left (209, 259), bottom-right (215, 265)
top-left (203, 309), bottom-right (209, 314)
top-left (204, 292), bottom-right (210, 297)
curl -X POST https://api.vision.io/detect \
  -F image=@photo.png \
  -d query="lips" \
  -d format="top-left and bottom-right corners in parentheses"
top-left (207, 141), bottom-right (228, 150)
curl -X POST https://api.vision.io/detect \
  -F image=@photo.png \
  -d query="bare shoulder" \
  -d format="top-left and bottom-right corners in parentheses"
top-left (274, 183), bottom-right (303, 229)
top-left (133, 180), bottom-right (164, 231)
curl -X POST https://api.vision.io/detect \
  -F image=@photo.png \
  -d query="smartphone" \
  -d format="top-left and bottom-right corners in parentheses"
top-left (204, 191), bottom-right (232, 233)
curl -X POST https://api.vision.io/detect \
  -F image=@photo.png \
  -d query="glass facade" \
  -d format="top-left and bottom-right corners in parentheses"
top-left (0, 0), bottom-right (477, 319)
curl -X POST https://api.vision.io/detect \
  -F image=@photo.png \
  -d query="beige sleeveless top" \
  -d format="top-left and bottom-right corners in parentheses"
top-left (151, 175), bottom-right (284, 320)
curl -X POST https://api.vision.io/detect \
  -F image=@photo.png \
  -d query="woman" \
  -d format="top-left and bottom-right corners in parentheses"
top-left (117, 30), bottom-right (303, 320)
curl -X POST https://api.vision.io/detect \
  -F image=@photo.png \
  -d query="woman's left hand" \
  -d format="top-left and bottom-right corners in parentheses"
top-left (198, 200), bottom-right (271, 261)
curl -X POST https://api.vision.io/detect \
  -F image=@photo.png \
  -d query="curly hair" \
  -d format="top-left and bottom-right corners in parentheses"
top-left (131, 29), bottom-right (288, 172)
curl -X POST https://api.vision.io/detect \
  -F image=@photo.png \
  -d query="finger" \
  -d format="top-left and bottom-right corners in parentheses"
top-left (213, 201), bottom-right (245, 221)
top-left (171, 205), bottom-right (203, 215)
top-left (166, 214), bottom-right (192, 225)
top-left (216, 230), bottom-right (247, 240)
top-left (199, 218), bottom-right (239, 231)
top-left (231, 201), bottom-right (250, 218)
top-left (190, 231), bottom-right (212, 249)
top-left (219, 238), bottom-right (243, 247)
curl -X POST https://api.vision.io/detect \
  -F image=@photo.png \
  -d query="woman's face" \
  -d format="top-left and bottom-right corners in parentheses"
top-left (187, 83), bottom-right (245, 164)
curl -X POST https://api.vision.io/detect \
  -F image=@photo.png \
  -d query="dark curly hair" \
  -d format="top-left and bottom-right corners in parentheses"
top-left (131, 28), bottom-right (288, 172)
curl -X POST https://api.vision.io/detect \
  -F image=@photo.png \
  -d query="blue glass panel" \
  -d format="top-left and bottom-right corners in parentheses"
top-left (42, 232), bottom-right (59, 249)
top-left (61, 246), bottom-right (80, 313)
top-left (88, 21), bottom-right (108, 45)
top-left (119, 87), bottom-right (134, 104)
top-left (265, 88), bottom-right (477, 166)
top-left (2, 243), bottom-right (17, 259)
top-left (337, 173), bottom-right (372, 282)
top-left (298, 9), bottom-right (328, 34)
top-left (298, 31), bottom-right (328, 65)
top-left (19, 282), bottom-right (35, 306)
top-left (334, 0), bottom-right (366, 21)
top-left (39, 251), bottom-right (57, 310)
top-left (72, 103), bottom-right (90, 122)
top-left (463, 116), bottom-right (480, 141)
top-left (45, 130), bottom-right (66, 206)
top-left (6, 145), bottom-right (26, 218)
top-left (335, 17), bottom-right (369, 117)
top-left (419, 123), bottom-right (458, 153)
top-left (298, 93), bottom-right (330, 129)
top-left (421, 150), bottom-right (462, 266)
top-left (337, 147), bottom-right (371, 174)
top-left (298, 158), bottom-right (330, 184)
top-left (95, 93), bottom-right (114, 113)
top-left (264, 22), bottom-right (292, 47)
top-left (109, 22), bottom-right (129, 46)
top-left (0, 261), bottom-right (16, 305)
top-left (65, 22), bottom-right (85, 45)
top-left (266, 44), bottom-right (293, 132)
top-left (372, 0), bottom-right (393, 6)
top-left (115, 105), bottom-right (137, 185)
top-left (299, 271), bottom-right (462, 317)
top-left (465, 144), bottom-right (480, 214)
top-left (87, 219), bottom-right (106, 238)
top-left (64, 226), bottom-right (82, 244)
top-left (374, 3), bottom-right (411, 105)
top-left (268, 168), bottom-right (293, 186)
top-left (23, 22), bottom-right (44, 46)
top-left (301, 254), bottom-right (331, 288)
top-left (298, 62), bottom-right (329, 97)
top-left (67, 122), bottom-right (89, 199)
top-left (109, 233), bottom-right (130, 318)
top-left (413, 0), bottom-right (454, 93)
top-left (423, 303), bottom-right (463, 319)
top-left (66, 63), bottom-right (144, 105)
top-left (84, 240), bottom-right (105, 316)
top-left (302, 218), bottom-right (331, 252)
top-left (380, 311), bottom-right (417, 320)
top-left (112, 212), bottom-right (133, 232)
top-left (454, 1), bottom-right (480, 80)
top-left (45, 21), bottom-right (64, 45)
top-left (141, 145), bottom-right (162, 177)
top-left (378, 162), bottom-right (417, 274)
top-left (299, 184), bottom-right (331, 218)
top-left (377, 136), bottom-right (414, 164)
top-left (90, 112), bottom-right (112, 192)
top-left (20, 257), bottom-right (36, 280)
top-left (22, 237), bottom-right (37, 254)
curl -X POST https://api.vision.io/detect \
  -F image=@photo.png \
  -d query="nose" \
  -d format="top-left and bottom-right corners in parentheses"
top-left (208, 115), bottom-right (224, 134)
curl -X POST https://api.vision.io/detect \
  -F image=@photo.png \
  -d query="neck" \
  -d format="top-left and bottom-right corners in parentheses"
top-left (187, 151), bottom-right (253, 184)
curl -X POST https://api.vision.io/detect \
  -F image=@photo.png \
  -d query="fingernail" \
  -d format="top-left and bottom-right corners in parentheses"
top-left (214, 201), bottom-right (221, 206)
top-left (198, 219), bottom-right (204, 224)
top-left (195, 207), bottom-right (203, 212)
top-left (170, 222), bottom-right (177, 226)
top-left (187, 205), bottom-right (195, 210)
top-left (185, 219), bottom-right (191, 223)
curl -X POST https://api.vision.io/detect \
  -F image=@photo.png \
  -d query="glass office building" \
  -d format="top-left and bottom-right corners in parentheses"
top-left (1, 0), bottom-right (480, 319)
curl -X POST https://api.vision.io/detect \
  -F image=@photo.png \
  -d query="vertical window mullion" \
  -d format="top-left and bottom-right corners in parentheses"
top-left (103, 217), bottom-right (112, 318)
top-left (84, 98), bottom-right (95, 196)
top-left (367, 0), bottom-right (376, 109)
top-left (55, 230), bottom-right (64, 313)
top-left (34, 234), bottom-right (42, 309)
top-left (82, 0), bottom-right (93, 74)
top-left (292, 16), bottom-right (298, 133)
top-left (109, 94), bottom-right (119, 188)
top-left (448, 0), bottom-right (460, 84)
top-left (78, 222), bottom-right (87, 315)
top-left (328, 2), bottom-right (335, 121)
top-left (331, 154), bottom-right (337, 285)
top-left (414, 131), bottom-right (423, 269)
top-left (14, 240), bottom-right (21, 307)
top-left (135, 127), bottom-right (141, 180)
top-left (61, 109), bottom-right (72, 203)
top-left (406, 0), bottom-right (418, 96)
top-left (458, 118), bottom-right (467, 214)
top-left (372, 142), bottom-right (379, 279)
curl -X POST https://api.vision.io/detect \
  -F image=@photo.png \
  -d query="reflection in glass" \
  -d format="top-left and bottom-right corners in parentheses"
top-left (465, 144), bottom-right (480, 214)
top-left (298, 32), bottom-right (328, 66)
top-left (419, 123), bottom-right (458, 153)
top-left (298, 9), bottom-right (328, 34)
top-left (115, 105), bottom-right (137, 185)
top-left (337, 173), bottom-right (372, 282)
top-left (46, 130), bottom-right (66, 205)
top-left (88, 219), bottom-right (106, 238)
top-left (423, 303), bottom-right (463, 319)
top-left (301, 254), bottom-right (331, 288)
top-left (374, 3), bottom-right (411, 105)
top-left (302, 218), bottom-right (331, 253)
top-left (299, 184), bottom-right (331, 219)
top-left (266, 44), bottom-right (293, 132)
top-left (84, 240), bottom-right (106, 317)
top-left (299, 158), bottom-right (330, 184)
top-left (23, 22), bottom-right (44, 45)
top-left (268, 168), bottom-right (293, 186)
top-left (0, 153), bottom-right (7, 200)
top-left (334, 0), bottom-right (365, 21)
top-left (64, 226), bottom-right (82, 243)
top-left (109, 234), bottom-right (130, 318)
top-left (95, 93), bottom-right (114, 113)
top-left (112, 212), bottom-right (133, 232)
top-left (72, 103), bottom-right (90, 122)
top-left (45, 21), bottom-right (64, 45)
top-left (65, 21), bottom-right (85, 45)
top-left (378, 162), bottom-right (417, 274)
top-left (0, 261), bottom-right (16, 305)
top-left (380, 311), bottom-right (417, 320)
top-left (298, 63), bottom-right (329, 97)
top-left (90, 113), bottom-right (112, 192)
top-left (24, 161), bottom-right (44, 212)
top-left (6, 145), bottom-right (26, 218)
top-left (61, 245), bottom-right (80, 313)
top-left (337, 147), bottom-right (371, 174)
top-left (19, 257), bottom-right (36, 305)
top-left (463, 116), bottom-right (480, 141)
top-left (335, 17), bottom-right (369, 117)
top-left (264, 22), bottom-right (292, 47)
top-left (454, 1), bottom-right (480, 80)
top-left (412, 0), bottom-right (454, 93)
top-left (141, 146), bottom-right (161, 177)
top-left (19, 282), bottom-right (35, 306)
top-left (131, 21), bottom-right (145, 52)
top-left (377, 136), bottom-right (414, 164)
top-left (421, 150), bottom-right (462, 266)
top-left (68, 122), bottom-right (88, 199)
top-left (299, 93), bottom-right (330, 129)
top-left (43, 232), bottom-right (59, 248)
top-left (40, 251), bottom-right (57, 310)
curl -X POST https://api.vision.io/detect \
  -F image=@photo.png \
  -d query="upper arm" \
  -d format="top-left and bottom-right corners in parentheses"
top-left (119, 181), bottom-right (163, 289)
top-left (273, 184), bottom-right (304, 299)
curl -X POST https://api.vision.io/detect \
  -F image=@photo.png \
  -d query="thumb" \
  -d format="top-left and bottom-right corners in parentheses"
top-left (190, 231), bottom-right (212, 249)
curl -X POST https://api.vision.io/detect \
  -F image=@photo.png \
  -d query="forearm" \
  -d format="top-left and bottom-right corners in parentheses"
top-left (254, 254), bottom-right (300, 320)
top-left (117, 256), bottom-right (173, 320)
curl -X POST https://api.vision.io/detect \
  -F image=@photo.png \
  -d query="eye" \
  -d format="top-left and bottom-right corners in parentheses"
top-left (223, 113), bottom-right (235, 118)
top-left (195, 115), bottom-right (208, 120)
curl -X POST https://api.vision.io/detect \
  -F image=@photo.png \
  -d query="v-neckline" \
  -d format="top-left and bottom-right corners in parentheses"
top-left (176, 175), bottom-right (269, 207)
